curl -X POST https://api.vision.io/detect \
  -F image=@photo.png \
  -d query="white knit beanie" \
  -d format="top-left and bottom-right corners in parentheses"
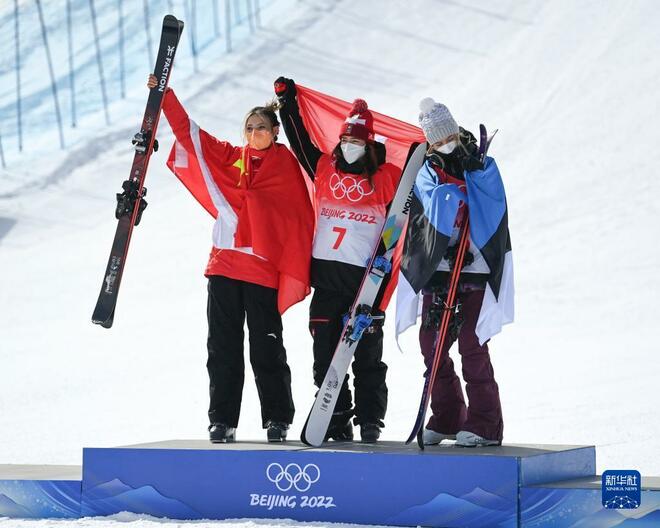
top-left (418, 97), bottom-right (459, 145)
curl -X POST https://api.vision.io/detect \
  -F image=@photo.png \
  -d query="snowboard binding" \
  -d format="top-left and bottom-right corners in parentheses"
top-left (115, 179), bottom-right (148, 226)
top-left (369, 255), bottom-right (393, 278)
top-left (342, 306), bottom-right (384, 341)
top-left (344, 304), bottom-right (374, 344)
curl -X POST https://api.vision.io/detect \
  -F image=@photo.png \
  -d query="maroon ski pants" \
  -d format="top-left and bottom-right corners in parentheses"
top-left (419, 288), bottom-right (503, 441)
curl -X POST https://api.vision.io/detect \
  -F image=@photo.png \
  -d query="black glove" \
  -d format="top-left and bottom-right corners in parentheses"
top-left (456, 128), bottom-right (483, 171)
top-left (427, 148), bottom-right (481, 175)
top-left (274, 76), bottom-right (296, 102)
top-left (459, 152), bottom-right (484, 172)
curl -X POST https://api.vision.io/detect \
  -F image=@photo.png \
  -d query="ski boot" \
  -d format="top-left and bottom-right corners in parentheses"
top-left (208, 423), bottom-right (236, 443)
top-left (456, 430), bottom-right (501, 447)
top-left (324, 410), bottom-right (354, 441)
top-left (266, 421), bottom-right (289, 442)
top-left (325, 422), bottom-right (353, 442)
top-left (324, 409), bottom-right (353, 442)
top-left (422, 428), bottom-right (456, 446)
top-left (359, 423), bottom-right (381, 443)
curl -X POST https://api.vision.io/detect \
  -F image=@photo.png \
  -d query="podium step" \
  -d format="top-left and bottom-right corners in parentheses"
top-left (4, 442), bottom-right (660, 526)
top-left (521, 475), bottom-right (660, 527)
top-left (80, 440), bottom-right (595, 527)
top-left (0, 464), bottom-right (81, 519)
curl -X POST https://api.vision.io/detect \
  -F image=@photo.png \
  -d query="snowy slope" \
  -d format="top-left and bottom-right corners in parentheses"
top-left (0, 0), bottom-right (285, 193)
top-left (1, 1), bottom-right (659, 513)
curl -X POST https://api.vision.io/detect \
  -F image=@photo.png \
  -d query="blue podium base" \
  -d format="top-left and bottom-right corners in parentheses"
top-left (80, 440), bottom-right (594, 527)
top-left (521, 476), bottom-right (660, 527)
top-left (5, 441), bottom-right (659, 526)
top-left (0, 464), bottom-right (81, 518)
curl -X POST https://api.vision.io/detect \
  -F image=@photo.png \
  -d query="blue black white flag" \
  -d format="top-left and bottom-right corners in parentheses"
top-left (395, 157), bottom-right (514, 345)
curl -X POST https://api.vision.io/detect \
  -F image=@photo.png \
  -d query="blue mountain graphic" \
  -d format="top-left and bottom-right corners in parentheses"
top-left (578, 505), bottom-right (660, 528)
top-left (85, 478), bottom-right (133, 499)
top-left (619, 509), bottom-right (660, 526)
top-left (82, 478), bottom-right (199, 519)
top-left (522, 489), bottom-right (660, 527)
top-left (461, 487), bottom-right (514, 511)
top-left (387, 489), bottom-right (516, 527)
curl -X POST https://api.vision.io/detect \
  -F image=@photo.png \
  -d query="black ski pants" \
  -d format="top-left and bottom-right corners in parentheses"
top-left (309, 288), bottom-right (387, 426)
top-left (206, 276), bottom-right (294, 428)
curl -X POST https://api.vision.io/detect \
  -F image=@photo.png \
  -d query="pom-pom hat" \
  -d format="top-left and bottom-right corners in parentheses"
top-left (340, 99), bottom-right (374, 142)
top-left (418, 97), bottom-right (459, 145)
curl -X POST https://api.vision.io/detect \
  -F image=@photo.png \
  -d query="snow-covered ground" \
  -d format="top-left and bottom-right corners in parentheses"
top-left (1, 0), bottom-right (659, 526)
top-left (0, 513), bottom-right (386, 528)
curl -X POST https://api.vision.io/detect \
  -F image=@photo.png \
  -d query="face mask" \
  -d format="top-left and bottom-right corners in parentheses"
top-left (247, 130), bottom-right (273, 150)
top-left (435, 140), bottom-right (457, 155)
top-left (341, 142), bottom-right (366, 164)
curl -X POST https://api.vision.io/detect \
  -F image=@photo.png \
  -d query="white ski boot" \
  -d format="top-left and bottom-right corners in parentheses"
top-left (422, 428), bottom-right (457, 446)
top-left (455, 430), bottom-right (501, 447)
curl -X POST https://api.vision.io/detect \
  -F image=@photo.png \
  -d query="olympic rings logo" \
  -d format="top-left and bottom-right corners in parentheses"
top-left (266, 462), bottom-right (321, 492)
top-left (329, 173), bottom-right (373, 203)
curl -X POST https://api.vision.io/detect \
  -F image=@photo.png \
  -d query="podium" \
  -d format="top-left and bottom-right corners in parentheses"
top-left (2, 440), bottom-right (659, 526)
top-left (0, 465), bottom-right (81, 518)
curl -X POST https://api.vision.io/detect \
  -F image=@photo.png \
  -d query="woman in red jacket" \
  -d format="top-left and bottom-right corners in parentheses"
top-left (147, 75), bottom-right (314, 443)
top-left (275, 77), bottom-right (400, 443)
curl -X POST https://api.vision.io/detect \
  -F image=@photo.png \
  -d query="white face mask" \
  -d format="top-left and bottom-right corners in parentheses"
top-left (341, 142), bottom-right (366, 164)
top-left (435, 140), bottom-right (457, 155)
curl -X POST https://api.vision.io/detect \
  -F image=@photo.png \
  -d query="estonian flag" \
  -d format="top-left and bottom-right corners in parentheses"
top-left (395, 156), bottom-right (514, 345)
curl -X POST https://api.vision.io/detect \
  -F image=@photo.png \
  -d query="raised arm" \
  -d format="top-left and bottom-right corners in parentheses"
top-left (147, 74), bottom-right (238, 166)
top-left (274, 77), bottom-right (323, 181)
top-left (161, 87), bottom-right (197, 152)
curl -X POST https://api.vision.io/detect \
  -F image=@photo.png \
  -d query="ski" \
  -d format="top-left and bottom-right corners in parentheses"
top-left (92, 15), bottom-right (184, 328)
top-left (411, 217), bottom-right (470, 448)
top-left (482, 125), bottom-right (498, 156)
top-left (301, 141), bottom-right (427, 447)
top-left (407, 124), bottom-right (495, 448)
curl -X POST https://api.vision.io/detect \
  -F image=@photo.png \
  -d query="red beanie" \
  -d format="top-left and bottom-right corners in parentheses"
top-left (339, 99), bottom-right (374, 142)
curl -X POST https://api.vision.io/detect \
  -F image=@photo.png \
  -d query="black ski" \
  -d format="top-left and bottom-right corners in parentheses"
top-left (92, 15), bottom-right (184, 328)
